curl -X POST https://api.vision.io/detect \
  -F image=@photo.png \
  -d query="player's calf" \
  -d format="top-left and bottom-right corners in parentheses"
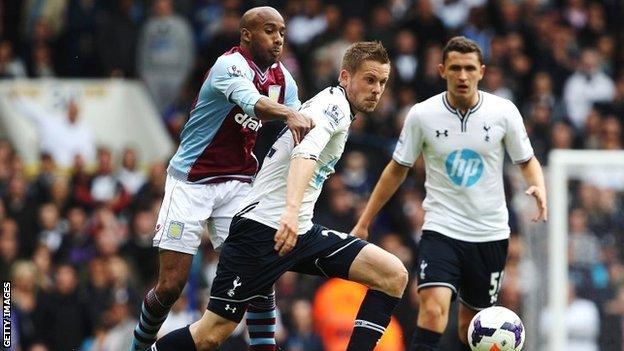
top-left (345, 245), bottom-right (408, 350)
top-left (130, 251), bottom-right (193, 351)
top-left (153, 310), bottom-right (238, 351)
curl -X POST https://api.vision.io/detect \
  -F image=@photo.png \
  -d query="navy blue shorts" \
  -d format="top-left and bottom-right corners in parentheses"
top-left (416, 230), bottom-right (508, 310)
top-left (208, 216), bottom-right (368, 322)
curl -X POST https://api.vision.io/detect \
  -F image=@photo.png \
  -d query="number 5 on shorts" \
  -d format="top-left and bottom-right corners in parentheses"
top-left (489, 271), bottom-right (504, 304)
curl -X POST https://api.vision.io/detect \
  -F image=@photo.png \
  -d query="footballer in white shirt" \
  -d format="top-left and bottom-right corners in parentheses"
top-left (154, 42), bottom-right (409, 351)
top-left (352, 36), bottom-right (547, 351)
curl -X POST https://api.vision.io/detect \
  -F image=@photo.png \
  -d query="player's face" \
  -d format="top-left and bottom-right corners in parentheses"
top-left (248, 17), bottom-right (286, 68)
top-left (342, 60), bottom-right (391, 114)
top-left (438, 51), bottom-right (484, 102)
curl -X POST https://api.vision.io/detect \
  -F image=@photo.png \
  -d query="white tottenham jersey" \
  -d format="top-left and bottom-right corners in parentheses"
top-left (239, 86), bottom-right (354, 234)
top-left (393, 91), bottom-right (534, 242)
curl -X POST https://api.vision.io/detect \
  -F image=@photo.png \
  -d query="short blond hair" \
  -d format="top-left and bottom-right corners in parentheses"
top-left (341, 41), bottom-right (390, 73)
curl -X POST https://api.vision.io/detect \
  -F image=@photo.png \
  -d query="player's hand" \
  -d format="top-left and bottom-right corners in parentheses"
top-left (274, 211), bottom-right (299, 256)
top-left (286, 111), bottom-right (315, 145)
top-left (350, 224), bottom-right (369, 240)
top-left (525, 185), bottom-right (547, 222)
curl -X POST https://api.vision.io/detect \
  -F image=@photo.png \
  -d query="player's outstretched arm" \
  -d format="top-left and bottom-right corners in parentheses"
top-left (352, 160), bottom-right (410, 240)
top-left (519, 156), bottom-right (548, 222)
top-left (274, 156), bottom-right (317, 256)
top-left (254, 97), bottom-right (314, 144)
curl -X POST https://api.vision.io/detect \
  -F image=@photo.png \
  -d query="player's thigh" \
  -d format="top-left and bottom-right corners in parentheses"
top-left (347, 244), bottom-right (408, 296)
top-left (153, 174), bottom-right (216, 255)
top-left (288, 226), bottom-right (367, 280)
top-left (208, 216), bottom-right (290, 323)
top-left (415, 231), bottom-right (462, 298)
top-left (458, 238), bottom-right (508, 310)
top-left (208, 181), bottom-right (252, 250)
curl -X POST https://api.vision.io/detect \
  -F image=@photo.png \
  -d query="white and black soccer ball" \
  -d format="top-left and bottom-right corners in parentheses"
top-left (467, 306), bottom-right (525, 351)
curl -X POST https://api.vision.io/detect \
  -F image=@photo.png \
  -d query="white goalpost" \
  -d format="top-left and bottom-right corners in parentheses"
top-left (546, 149), bottom-right (624, 351)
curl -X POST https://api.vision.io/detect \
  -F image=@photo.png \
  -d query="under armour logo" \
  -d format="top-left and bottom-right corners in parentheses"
top-left (225, 304), bottom-right (237, 313)
top-left (419, 260), bottom-right (428, 280)
top-left (483, 124), bottom-right (491, 142)
top-left (227, 276), bottom-right (242, 297)
top-left (436, 129), bottom-right (449, 138)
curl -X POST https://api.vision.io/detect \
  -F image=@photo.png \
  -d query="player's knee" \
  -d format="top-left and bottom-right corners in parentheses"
top-left (420, 300), bottom-right (448, 322)
top-left (376, 257), bottom-right (409, 297)
top-left (155, 275), bottom-right (185, 305)
top-left (194, 334), bottom-right (222, 351)
top-left (387, 263), bottom-right (409, 296)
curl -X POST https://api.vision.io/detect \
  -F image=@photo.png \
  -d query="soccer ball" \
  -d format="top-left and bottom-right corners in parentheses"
top-left (467, 306), bottom-right (525, 351)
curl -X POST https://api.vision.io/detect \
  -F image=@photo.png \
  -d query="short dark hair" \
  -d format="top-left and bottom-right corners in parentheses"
top-left (442, 36), bottom-right (483, 64)
top-left (341, 41), bottom-right (390, 73)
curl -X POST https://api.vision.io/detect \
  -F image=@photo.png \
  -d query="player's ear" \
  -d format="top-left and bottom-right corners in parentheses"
top-left (479, 64), bottom-right (486, 79)
top-left (339, 69), bottom-right (350, 86)
top-left (437, 63), bottom-right (446, 79)
top-left (240, 28), bottom-right (251, 44)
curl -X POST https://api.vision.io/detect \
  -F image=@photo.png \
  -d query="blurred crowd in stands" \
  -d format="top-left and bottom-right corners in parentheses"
top-left (1, 0), bottom-right (624, 350)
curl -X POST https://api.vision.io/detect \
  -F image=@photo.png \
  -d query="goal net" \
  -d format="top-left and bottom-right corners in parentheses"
top-left (519, 150), bottom-right (624, 351)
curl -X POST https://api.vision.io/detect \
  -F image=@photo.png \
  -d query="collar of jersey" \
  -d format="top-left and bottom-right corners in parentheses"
top-left (235, 45), bottom-right (274, 79)
top-left (334, 85), bottom-right (356, 120)
top-left (442, 90), bottom-right (483, 117)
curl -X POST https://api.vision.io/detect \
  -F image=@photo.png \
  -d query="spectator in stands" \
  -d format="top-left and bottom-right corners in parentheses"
top-left (392, 30), bottom-right (419, 87)
top-left (84, 258), bottom-right (112, 329)
top-left (198, 9), bottom-right (240, 69)
top-left (287, 0), bottom-right (327, 49)
top-left (36, 203), bottom-right (64, 254)
top-left (158, 293), bottom-right (199, 338)
top-left (96, 0), bottom-right (143, 77)
top-left (56, 206), bottom-right (95, 266)
top-left (283, 299), bottom-right (323, 351)
top-left (62, 0), bottom-right (105, 76)
top-left (27, 43), bottom-right (55, 77)
top-left (90, 148), bottom-right (131, 213)
top-left (367, 6), bottom-right (395, 51)
top-left (37, 264), bottom-right (91, 351)
top-left (563, 48), bottom-right (615, 130)
top-left (11, 261), bottom-right (40, 349)
top-left (21, 0), bottom-right (66, 42)
top-left (137, 0), bottom-right (195, 112)
top-left (550, 121), bottom-right (575, 151)
top-left (482, 64), bottom-right (514, 101)
top-left (115, 147), bottom-right (146, 196)
top-left (132, 159), bottom-right (166, 210)
top-left (122, 208), bottom-right (158, 285)
top-left (31, 244), bottom-right (53, 292)
top-left (101, 300), bottom-right (136, 350)
top-left (340, 151), bottom-right (372, 197)
top-left (0, 40), bottom-right (27, 77)
top-left (539, 282), bottom-right (600, 351)
top-left (524, 72), bottom-right (566, 122)
top-left (10, 96), bottom-right (97, 168)
top-left (4, 175), bottom-right (38, 256)
top-left (401, 0), bottom-right (446, 55)
top-left (108, 256), bottom-right (140, 316)
top-left (568, 208), bottom-right (602, 267)
top-left (30, 153), bottom-right (57, 203)
top-left (0, 222), bottom-right (19, 281)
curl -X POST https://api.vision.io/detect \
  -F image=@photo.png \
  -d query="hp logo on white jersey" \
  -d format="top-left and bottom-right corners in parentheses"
top-left (445, 149), bottom-right (484, 187)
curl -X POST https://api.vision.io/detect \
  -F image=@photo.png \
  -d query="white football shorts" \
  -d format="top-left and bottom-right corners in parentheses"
top-left (152, 174), bottom-right (251, 254)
